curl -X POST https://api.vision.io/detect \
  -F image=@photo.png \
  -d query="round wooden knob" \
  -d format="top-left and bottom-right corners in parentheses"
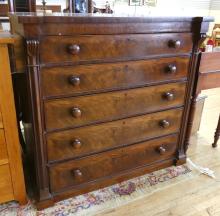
top-left (174, 40), bottom-right (181, 48)
top-left (68, 44), bottom-right (80, 54)
top-left (163, 92), bottom-right (174, 101)
top-left (160, 120), bottom-right (170, 128)
top-left (72, 139), bottom-right (82, 149)
top-left (69, 76), bottom-right (80, 86)
top-left (157, 146), bottom-right (166, 155)
top-left (169, 40), bottom-right (181, 48)
top-left (72, 108), bottom-right (82, 118)
top-left (167, 65), bottom-right (177, 74)
top-left (73, 169), bottom-right (82, 178)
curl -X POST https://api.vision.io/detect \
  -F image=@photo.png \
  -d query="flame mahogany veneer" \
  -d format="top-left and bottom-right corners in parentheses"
top-left (10, 13), bottom-right (213, 209)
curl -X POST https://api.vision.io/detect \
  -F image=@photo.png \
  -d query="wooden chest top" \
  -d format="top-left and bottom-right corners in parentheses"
top-left (10, 13), bottom-right (213, 37)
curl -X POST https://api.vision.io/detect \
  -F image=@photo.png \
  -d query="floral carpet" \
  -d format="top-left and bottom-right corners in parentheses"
top-left (0, 165), bottom-right (192, 216)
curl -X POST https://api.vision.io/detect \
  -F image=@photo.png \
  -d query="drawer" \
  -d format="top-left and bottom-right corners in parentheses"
top-left (40, 33), bottom-right (193, 64)
top-left (41, 57), bottom-right (189, 98)
top-left (0, 164), bottom-right (14, 203)
top-left (49, 134), bottom-right (178, 192)
top-left (47, 108), bottom-right (182, 162)
top-left (45, 82), bottom-right (186, 131)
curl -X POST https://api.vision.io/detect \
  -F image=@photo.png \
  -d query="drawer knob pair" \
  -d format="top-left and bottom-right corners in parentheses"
top-left (157, 146), bottom-right (166, 155)
top-left (72, 139), bottom-right (82, 149)
top-left (169, 40), bottom-right (181, 48)
top-left (163, 92), bottom-right (174, 101)
top-left (69, 76), bottom-right (80, 86)
top-left (160, 120), bottom-right (170, 128)
top-left (72, 107), bottom-right (82, 118)
top-left (167, 65), bottom-right (177, 74)
top-left (72, 169), bottom-right (83, 178)
top-left (68, 44), bottom-right (80, 55)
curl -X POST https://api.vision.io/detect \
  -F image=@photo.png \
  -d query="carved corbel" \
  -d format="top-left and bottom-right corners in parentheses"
top-left (26, 39), bottom-right (40, 66)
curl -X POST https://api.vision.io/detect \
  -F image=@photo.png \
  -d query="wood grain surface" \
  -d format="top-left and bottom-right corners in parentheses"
top-left (44, 82), bottom-right (186, 131)
top-left (47, 108), bottom-right (183, 162)
top-left (49, 134), bottom-right (178, 192)
top-left (41, 57), bottom-right (189, 98)
top-left (40, 33), bottom-right (192, 64)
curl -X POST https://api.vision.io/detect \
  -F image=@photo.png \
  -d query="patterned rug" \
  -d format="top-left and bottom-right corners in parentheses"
top-left (0, 165), bottom-right (192, 216)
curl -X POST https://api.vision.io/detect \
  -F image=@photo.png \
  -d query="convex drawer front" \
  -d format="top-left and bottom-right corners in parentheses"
top-left (41, 57), bottom-right (190, 98)
top-left (44, 82), bottom-right (186, 131)
top-left (40, 33), bottom-right (193, 64)
top-left (46, 108), bottom-right (182, 162)
top-left (49, 134), bottom-right (178, 192)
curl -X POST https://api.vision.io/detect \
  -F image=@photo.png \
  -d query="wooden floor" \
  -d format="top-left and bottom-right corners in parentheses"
top-left (101, 88), bottom-right (220, 216)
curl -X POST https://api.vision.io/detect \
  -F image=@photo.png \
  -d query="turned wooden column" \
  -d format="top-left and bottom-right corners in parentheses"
top-left (212, 115), bottom-right (220, 148)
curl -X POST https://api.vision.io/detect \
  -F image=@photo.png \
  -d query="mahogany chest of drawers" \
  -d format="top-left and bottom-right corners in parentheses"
top-left (10, 13), bottom-right (212, 209)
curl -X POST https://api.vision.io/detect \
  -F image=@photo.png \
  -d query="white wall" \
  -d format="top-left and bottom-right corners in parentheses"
top-left (113, 0), bottom-right (211, 16)
top-left (35, 0), bottom-right (220, 26)
top-left (112, 0), bottom-right (219, 35)
top-left (36, 0), bottom-right (67, 10)
top-left (209, 10), bottom-right (220, 22)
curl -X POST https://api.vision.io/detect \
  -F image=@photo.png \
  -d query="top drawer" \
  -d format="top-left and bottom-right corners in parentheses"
top-left (40, 33), bottom-right (193, 64)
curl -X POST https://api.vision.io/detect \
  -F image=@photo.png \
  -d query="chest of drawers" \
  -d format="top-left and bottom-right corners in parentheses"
top-left (10, 13), bottom-right (213, 209)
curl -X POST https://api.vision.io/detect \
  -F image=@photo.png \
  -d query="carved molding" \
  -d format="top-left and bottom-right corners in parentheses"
top-left (26, 39), bottom-right (40, 65)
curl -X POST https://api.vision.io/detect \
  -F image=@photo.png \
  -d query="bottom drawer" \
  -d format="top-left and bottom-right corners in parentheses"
top-left (50, 134), bottom-right (178, 192)
top-left (0, 164), bottom-right (14, 203)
